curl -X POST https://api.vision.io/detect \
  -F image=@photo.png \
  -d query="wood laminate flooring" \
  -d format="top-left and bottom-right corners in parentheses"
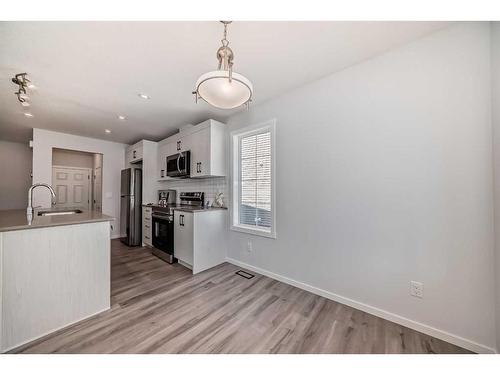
top-left (12, 240), bottom-right (471, 354)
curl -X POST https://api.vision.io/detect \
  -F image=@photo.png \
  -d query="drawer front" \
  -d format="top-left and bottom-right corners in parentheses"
top-left (143, 224), bottom-right (152, 246)
top-left (143, 222), bottom-right (152, 236)
top-left (142, 207), bottom-right (153, 246)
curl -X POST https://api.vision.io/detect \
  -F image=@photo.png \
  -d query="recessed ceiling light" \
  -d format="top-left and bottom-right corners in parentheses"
top-left (105, 129), bottom-right (111, 134)
top-left (138, 93), bottom-right (150, 99)
top-left (118, 115), bottom-right (126, 120)
top-left (24, 113), bottom-right (33, 117)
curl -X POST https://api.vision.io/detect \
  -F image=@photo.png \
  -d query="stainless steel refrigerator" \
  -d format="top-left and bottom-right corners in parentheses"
top-left (120, 168), bottom-right (142, 246)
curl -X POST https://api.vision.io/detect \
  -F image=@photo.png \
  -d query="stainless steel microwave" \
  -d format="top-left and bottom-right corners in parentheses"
top-left (166, 151), bottom-right (190, 178)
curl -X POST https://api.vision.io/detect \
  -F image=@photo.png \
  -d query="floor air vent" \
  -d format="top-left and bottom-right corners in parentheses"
top-left (236, 270), bottom-right (255, 279)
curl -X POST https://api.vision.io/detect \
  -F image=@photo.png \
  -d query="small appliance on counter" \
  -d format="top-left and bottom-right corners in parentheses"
top-left (151, 191), bottom-right (205, 264)
top-left (158, 189), bottom-right (176, 207)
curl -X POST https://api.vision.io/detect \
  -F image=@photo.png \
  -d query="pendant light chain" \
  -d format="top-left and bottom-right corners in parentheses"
top-left (221, 22), bottom-right (229, 47)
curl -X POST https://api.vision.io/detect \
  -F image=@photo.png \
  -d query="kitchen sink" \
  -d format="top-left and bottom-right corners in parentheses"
top-left (37, 209), bottom-right (83, 216)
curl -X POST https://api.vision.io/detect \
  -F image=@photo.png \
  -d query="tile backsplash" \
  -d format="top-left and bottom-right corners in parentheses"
top-left (158, 177), bottom-right (228, 207)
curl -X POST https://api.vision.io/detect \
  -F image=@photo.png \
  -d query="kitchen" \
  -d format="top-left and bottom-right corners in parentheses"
top-left (1, 19), bottom-right (500, 361)
top-left (122, 119), bottom-right (228, 273)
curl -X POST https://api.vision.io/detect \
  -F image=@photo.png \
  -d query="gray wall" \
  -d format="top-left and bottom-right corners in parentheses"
top-left (226, 23), bottom-right (495, 352)
top-left (52, 148), bottom-right (94, 169)
top-left (491, 21), bottom-right (500, 353)
top-left (0, 140), bottom-right (32, 210)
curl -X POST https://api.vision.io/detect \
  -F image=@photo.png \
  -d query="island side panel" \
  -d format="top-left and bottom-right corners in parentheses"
top-left (0, 221), bottom-right (110, 352)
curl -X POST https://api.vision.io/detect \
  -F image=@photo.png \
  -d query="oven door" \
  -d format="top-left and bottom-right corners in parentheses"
top-left (152, 213), bottom-right (174, 255)
top-left (166, 151), bottom-right (190, 178)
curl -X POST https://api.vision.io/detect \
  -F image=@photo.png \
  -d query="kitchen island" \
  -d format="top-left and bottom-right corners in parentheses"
top-left (0, 208), bottom-right (113, 352)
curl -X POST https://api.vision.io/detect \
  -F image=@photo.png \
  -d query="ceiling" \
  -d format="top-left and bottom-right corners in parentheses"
top-left (0, 21), bottom-right (451, 144)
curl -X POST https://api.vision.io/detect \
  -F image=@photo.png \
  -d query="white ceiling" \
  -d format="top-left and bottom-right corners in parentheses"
top-left (0, 21), bottom-right (451, 144)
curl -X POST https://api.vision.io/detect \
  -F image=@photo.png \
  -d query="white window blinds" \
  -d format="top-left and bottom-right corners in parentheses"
top-left (239, 131), bottom-right (272, 228)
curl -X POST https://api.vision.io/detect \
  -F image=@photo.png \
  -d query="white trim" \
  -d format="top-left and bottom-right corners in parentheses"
top-left (231, 224), bottom-right (277, 239)
top-left (225, 257), bottom-right (497, 354)
top-left (230, 119), bottom-right (277, 239)
top-left (52, 165), bottom-right (92, 171)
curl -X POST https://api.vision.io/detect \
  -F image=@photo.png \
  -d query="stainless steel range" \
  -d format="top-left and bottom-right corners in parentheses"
top-left (151, 192), bottom-right (205, 263)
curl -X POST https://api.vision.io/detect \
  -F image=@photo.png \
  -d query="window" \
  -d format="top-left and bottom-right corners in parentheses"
top-left (231, 120), bottom-right (276, 238)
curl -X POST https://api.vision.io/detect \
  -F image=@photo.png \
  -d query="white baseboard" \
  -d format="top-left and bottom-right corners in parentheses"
top-left (3, 306), bottom-right (110, 353)
top-left (111, 233), bottom-right (124, 240)
top-left (226, 257), bottom-right (496, 354)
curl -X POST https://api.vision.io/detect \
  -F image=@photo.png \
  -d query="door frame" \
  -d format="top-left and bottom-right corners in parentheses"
top-left (92, 165), bottom-right (103, 212)
top-left (52, 165), bottom-right (93, 210)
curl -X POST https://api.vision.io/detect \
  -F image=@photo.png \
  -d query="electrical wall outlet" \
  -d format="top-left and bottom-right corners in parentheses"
top-left (410, 281), bottom-right (424, 298)
top-left (246, 241), bottom-right (253, 253)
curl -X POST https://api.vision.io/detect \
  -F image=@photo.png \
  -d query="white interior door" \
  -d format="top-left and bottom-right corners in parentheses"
top-left (52, 166), bottom-right (91, 210)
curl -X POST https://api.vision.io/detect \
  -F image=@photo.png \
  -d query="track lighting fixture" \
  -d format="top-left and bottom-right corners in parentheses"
top-left (12, 73), bottom-right (33, 107)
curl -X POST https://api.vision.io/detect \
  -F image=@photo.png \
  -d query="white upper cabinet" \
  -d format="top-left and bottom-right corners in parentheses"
top-left (175, 135), bottom-right (191, 154)
top-left (157, 141), bottom-right (176, 180)
top-left (126, 141), bottom-right (143, 164)
top-left (156, 119), bottom-right (226, 180)
top-left (189, 120), bottom-right (226, 178)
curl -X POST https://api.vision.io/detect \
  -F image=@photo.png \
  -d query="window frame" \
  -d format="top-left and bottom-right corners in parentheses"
top-left (230, 119), bottom-right (276, 239)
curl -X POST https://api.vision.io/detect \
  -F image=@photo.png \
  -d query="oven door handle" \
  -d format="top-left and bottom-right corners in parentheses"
top-left (152, 214), bottom-right (172, 221)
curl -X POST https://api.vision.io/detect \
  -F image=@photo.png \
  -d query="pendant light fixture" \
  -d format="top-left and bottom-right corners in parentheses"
top-left (193, 21), bottom-right (253, 109)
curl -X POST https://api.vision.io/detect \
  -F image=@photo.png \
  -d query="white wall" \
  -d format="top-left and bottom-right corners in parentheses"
top-left (32, 129), bottom-right (126, 238)
top-left (491, 21), bottom-right (500, 353)
top-left (0, 140), bottom-right (32, 210)
top-left (52, 148), bottom-right (95, 169)
top-left (226, 23), bottom-right (496, 352)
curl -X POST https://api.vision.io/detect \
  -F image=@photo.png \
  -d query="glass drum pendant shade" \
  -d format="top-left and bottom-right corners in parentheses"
top-left (195, 70), bottom-right (253, 109)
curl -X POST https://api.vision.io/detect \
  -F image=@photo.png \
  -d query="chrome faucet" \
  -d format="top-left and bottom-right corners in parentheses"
top-left (27, 183), bottom-right (56, 220)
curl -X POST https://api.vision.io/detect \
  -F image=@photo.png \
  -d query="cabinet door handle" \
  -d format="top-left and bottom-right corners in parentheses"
top-left (199, 162), bottom-right (202, 173)
top-left (160, 169), bottom-right (165, 178)
top-left (133, 150), bottom-right (136, 158)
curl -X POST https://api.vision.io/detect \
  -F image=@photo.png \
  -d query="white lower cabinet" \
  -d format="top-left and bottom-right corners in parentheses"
top-left (173, 211), bottom-right (194, 266)
top-left (143, 206), bottom-right (152, 247)
top-left (173, 210), bottom-right (226, 274)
